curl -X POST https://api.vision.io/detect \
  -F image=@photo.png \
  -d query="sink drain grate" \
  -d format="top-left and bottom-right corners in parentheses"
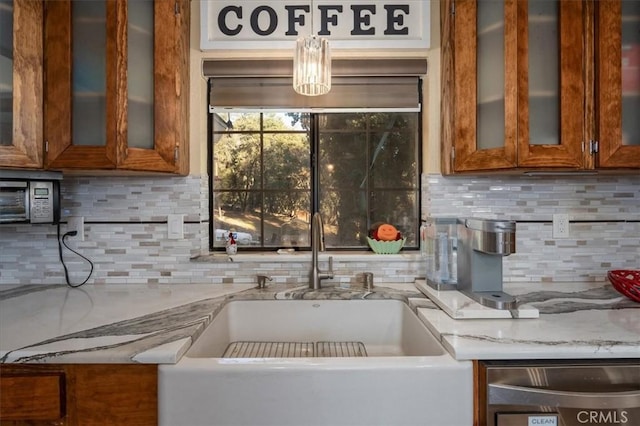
top-left (223, 341), bottom-right (314, 358)
top-left (316, 341), bottom-right (368, 357)
top-left (222, 341), bottom-right (368, 358)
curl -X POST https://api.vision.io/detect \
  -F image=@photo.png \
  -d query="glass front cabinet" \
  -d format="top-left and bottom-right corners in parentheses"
top-left (0, 0), bottom-right (44, 169)
top-left (44, 0), bottom-right (189, 174)
top-left (441, 0), bottom-right (640, 174)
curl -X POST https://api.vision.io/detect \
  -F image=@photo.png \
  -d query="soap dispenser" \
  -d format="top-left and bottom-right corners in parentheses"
top-left (225, 230), bottom-right (237, 255)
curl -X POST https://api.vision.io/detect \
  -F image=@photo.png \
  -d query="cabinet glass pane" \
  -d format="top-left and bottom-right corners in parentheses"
top-left (0, 0), bottom-right (13, 146)
top-left (528, 0), bottom-right (559, 146)
top-left (621, 0), bottom-right (640, 146)
top-left (477, 0), bottom-right (505, 150)
top-left (127, 0), bottom-right (154, 149)
top-left (72, 0), bottom-right (107, 146)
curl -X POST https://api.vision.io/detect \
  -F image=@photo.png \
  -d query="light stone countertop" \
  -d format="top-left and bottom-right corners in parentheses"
top-left (414, 280), bottom-right (640, 360)
top-left (1, 281), bottom-right (638, 364)
top-left (0, 282), bottom-right (421, 364)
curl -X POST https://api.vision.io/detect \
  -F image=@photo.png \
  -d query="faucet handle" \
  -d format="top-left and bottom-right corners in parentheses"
top-left (362, 272), bottom-right (374, 290)
top-left (256, 275), bottom-right (273, 289)
top-left (327, 256), bottom-right (334, 278)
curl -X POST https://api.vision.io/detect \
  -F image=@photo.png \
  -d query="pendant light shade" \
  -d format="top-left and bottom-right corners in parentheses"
top-left (293, 36), bottom-right (331, 96)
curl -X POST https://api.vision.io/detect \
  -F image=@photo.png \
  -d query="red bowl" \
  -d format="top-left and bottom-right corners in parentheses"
top-left (607, 270), bottom-right (640, 303)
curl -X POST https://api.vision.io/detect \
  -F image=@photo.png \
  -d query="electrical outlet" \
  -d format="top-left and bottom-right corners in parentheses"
top-left (68, 216), bottom-right (85, 241)
top-left (167, 214), bottom-right (184, 239)
top-left (552, 214), bottom-right (569, 238)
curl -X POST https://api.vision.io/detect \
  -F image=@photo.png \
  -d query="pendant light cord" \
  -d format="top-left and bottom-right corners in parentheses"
top-left (310, 0), bottom-right (315, 36)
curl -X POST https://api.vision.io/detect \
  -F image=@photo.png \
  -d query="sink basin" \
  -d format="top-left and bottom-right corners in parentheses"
top-left (159, 299), bottom-right (473, 426)
top-left (187, 299), bottom-right (445, 358)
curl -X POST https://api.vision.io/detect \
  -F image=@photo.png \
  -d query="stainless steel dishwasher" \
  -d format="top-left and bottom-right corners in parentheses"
top-left (480, 360), bottom-right (640, 426)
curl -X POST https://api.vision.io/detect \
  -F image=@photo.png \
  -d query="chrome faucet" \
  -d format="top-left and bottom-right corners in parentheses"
top-left (310, 212), bottom-right (334, 289)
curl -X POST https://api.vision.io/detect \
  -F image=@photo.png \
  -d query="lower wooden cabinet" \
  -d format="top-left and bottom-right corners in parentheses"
top-left (0, 364), bottom-right (157, 425)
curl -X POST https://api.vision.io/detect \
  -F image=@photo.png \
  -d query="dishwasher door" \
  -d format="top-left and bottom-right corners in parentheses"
top-left (482, 360), bottom-right (640, 426)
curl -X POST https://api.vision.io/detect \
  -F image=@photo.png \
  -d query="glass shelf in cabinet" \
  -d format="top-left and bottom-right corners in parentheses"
top-left (128, 24), bottom-right (152, 37)
top-left (477, 21), bottom-right (504, 37)
top-left (477, 95), bottom-right (504, 106)
top-left (74, 17), bottom-right (107, 25)
top-left (127, 96), bottom-right (153, 106)
top-left (0, 56), bottom-right (12, 83)
top-left (621, 16), bottom-right (640, 24)
top-left (73, 92), bottom-right (106, 99)
top-left (528, 15), bottom-right (557, 25)
top-left (528, 90), bottom-right (558, 98)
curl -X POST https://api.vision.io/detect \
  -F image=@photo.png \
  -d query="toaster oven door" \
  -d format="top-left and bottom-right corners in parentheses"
top-left (0, 181), bottom-right (29, 223)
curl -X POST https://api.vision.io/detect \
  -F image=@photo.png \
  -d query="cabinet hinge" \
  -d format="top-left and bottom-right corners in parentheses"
top-left (174, 146), bottom-right (179, 162)
top-left (451, 147), bottom-right (455, 161)
top-left (451, 1), bottom-right (455, 15)
top-left (589, 140), bottom-right (599, 155)
top-left (45, 140), bottom-right (49, 152)
top-left (174, 1), bottom-right (180, 15)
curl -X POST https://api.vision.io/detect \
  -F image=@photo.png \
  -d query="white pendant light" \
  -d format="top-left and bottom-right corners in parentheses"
top-left (293, 5), bottom-right (331, 97)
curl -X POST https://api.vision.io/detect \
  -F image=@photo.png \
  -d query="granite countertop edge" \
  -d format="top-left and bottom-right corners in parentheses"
top-left (0, 283), bottom-right (423, 365)
top-left (1, 281), bottom-right (638, 365)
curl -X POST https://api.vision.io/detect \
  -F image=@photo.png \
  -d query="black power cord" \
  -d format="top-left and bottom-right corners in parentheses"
top-left (57, 222), bottom-right (94, 288)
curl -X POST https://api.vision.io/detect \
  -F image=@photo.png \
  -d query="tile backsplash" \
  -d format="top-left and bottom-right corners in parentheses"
top-left (1, 173), bottom-right (638, 285)
top-left (423, 173), bottom-right (639, 282)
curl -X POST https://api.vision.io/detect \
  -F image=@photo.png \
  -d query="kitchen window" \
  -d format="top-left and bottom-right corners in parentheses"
top-left (205, 59), bottom-right (425, 252)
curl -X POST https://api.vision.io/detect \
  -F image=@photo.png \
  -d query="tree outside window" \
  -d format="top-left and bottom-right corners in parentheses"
top-left (210, 111), bottom-right (420, 251)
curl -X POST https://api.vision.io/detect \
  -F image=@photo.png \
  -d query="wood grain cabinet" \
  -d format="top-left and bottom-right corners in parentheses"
top-left (0, 0), bottom-right (44, 169)
top-left (0, 364), bottom-right (157, 425)
top-left (441, 0), bottom-right (640, 174)
top-left (44, 0), bottom-right (189, 175)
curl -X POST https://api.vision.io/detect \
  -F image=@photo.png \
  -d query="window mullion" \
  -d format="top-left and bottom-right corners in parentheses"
top-left (311, 114), bottom-right (320, 214)
top-left (260, 113), bottom-right (265, 249)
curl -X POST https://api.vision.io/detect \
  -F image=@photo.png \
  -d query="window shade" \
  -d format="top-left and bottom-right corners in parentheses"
top-left (209, 77), bottom-right (422, 113)
top-left (205, 59), bottom-right (426, 113)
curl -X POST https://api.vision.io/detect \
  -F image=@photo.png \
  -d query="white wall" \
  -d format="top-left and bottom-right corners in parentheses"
top-left (187, 0), bottom-right (440, 177)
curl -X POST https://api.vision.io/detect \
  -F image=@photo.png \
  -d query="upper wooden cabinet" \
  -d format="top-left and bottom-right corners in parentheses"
top-left (441, 0), bottom-right (640, 174)
top-left (44, 0), bottom-right (189, 174)
top-left (596, 0), bottom-right (640, 168)
top-left (0, 0), bottom-right (44, 169)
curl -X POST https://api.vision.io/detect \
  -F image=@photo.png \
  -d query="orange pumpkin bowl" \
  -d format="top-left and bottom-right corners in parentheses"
top-left (366, 237), bottom-right (406, 254)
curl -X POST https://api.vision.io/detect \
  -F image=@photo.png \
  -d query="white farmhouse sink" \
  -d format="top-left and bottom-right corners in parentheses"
top-left (188, 299), bottom-right (445, 358)
top-left (159, 299), bottom-right (473, 426)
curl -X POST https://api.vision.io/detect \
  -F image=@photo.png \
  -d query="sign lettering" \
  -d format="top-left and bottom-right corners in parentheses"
top-left (201, 1), bottom-right (430, 50)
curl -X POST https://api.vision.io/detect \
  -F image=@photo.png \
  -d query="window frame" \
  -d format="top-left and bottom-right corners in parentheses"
top-left (207, 82), bottom-right (423, 253)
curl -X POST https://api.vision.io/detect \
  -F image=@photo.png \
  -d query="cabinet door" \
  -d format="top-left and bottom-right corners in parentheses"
top-left (45, 0), bottom-right (117, 169)
top-left (0, 0), bottom-right (43, 169)
top-left (596, 0), bottom-right (640, 168)
top-left (516, 0), bottom-right (585, 169)
top-left (446, 0), bottom-right (585, 173)
top-left (0, 364), bottom-right (157, 425)
top-left (44, 0), bottom-right (188, 174)
top-left (450, 0), bottom-right (518, 172)
top-left (117, 0), bottom-right (189, 174)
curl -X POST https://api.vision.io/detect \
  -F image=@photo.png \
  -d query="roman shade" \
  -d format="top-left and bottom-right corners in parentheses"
top-left (205, 59), bottom-right (426, 113)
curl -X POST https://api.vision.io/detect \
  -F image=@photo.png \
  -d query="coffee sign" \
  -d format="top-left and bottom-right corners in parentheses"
top-left (200, 0), bottom-right (430, 50)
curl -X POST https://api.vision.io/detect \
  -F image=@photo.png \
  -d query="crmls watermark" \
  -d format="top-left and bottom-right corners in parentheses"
top-left (577, 410), bottom-right (629, 424)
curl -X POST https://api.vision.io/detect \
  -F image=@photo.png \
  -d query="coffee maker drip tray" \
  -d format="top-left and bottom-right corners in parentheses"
top-left (414, 280), bottom-right (539, 320)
